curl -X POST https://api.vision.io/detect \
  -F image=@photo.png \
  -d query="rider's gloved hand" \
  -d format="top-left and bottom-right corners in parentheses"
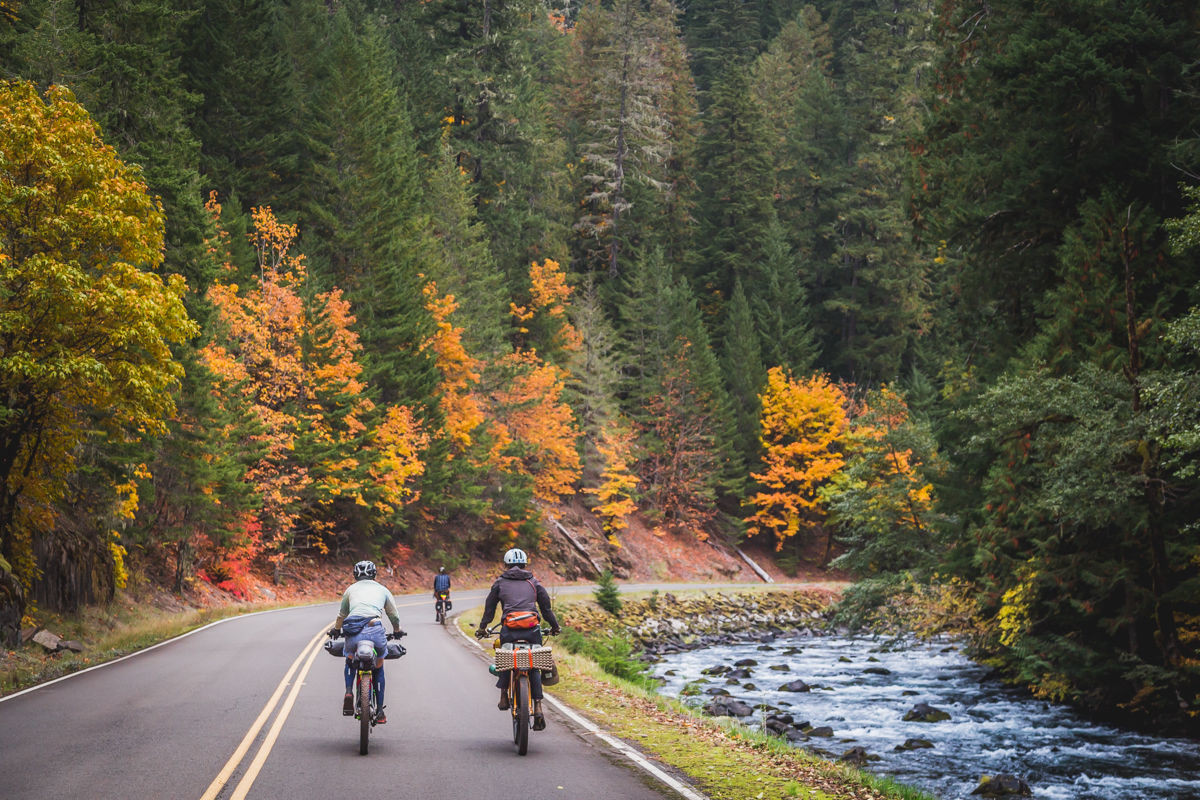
top-left (474, 628), bottom-right (486, 639)
top-left (328, 627), bottom-right (341, 637)
top-left (550, 627), bottom-right (561, 636)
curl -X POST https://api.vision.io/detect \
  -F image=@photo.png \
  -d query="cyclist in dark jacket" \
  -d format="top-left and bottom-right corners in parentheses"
top-left (476, 547), bottom-right (560, 729)
top-left (433, 567), bottom-right (451, 620)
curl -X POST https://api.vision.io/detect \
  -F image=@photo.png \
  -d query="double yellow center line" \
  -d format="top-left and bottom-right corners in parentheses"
top-left (199, 626), bottom-right (327, 800)
top-left (199, 598), bottom-right (430, 799)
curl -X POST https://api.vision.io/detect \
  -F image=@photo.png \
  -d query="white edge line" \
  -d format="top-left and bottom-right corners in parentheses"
top-left (0, 603), bottom-right (332, 704)
top-left (452, 611), bottom-right (710, 800)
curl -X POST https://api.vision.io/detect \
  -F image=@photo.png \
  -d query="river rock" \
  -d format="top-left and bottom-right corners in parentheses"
top-left (704, 687), bottom-right (731, 696)
top-left (768, 664), bottom-right (791, 671)
top-left (904, 702), bottom-right (951, 722)
top-left (808, 726), bottom-right (834, 737)
top-left (702, 664), bottom-right (731, 676)
top-left (778, 679), bottom-right (811, 692)
top-left (727, 668), bottom-right (752, 679)
top-left (970, 774), bottom-right (1032, 797)
top-left (840, 746), bottom-right (880, 765)
top-left (705, 697), bottom-right (755, 718)
top-left (863, 666), bottom-right (892, 675)
top-left (894, 738), bottom-right (934, 751)
top-left (765, 718), bottom-right (791, 734)
top-left (733, 658), bottom-right (758, 667)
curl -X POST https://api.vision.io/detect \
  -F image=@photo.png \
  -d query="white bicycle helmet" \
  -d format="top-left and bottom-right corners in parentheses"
top-left (353, 560), bottom-right (377, 580)
top-left (503, 548), bottom-right (528, 566)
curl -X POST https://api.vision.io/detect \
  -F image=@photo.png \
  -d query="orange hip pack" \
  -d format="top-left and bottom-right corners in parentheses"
top-left (502, 610), bottom-right (540, 629)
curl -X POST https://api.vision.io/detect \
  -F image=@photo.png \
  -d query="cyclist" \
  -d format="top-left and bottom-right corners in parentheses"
top-left (331, 560), bottom-right (404, 724)
top-left (433, 566), bottom-right (451, 620)
top-left (475, 548), bottom-right (560, 730)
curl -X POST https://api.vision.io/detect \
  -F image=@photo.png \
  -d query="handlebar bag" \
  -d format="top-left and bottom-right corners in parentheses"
top-left (502, 610), bottom-right (540, 629)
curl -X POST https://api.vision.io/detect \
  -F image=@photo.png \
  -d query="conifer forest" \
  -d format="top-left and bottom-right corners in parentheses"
top-left (1, 0), bottom-right (1198, 731)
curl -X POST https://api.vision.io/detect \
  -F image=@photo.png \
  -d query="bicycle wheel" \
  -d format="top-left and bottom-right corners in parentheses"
top-left (358, 671), bottom-right (372, 755)
top-left (514, 673), bottom-right (530, 756)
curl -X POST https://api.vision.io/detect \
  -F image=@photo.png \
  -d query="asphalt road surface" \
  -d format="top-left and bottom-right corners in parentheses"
top-left (0, 587), bottom-right (689, 800)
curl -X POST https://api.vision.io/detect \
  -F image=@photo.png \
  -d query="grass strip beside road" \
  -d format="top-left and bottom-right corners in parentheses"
top-left (455, 606), bottom-right (934, 800)
top-left (1, 593), bottom-right (331, 697)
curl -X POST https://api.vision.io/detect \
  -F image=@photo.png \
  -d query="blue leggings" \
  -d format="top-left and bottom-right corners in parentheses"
top-left (345, 660), bottom-right (385, 709)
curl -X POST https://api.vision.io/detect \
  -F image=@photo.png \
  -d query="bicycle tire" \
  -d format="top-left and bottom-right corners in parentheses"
top-left (515, 673), bottom-right (530, 756)
top-left (358, 671), bottom-right (372, 755)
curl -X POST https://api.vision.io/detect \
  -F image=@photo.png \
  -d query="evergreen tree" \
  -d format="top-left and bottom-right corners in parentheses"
top-left (565, 0), bottom-right (683, 282)
top-left (182, 0), bottom-right (298, 211)
top-left (753, 219), bottom-right (819, 372)
top-left (808, 0), bottom-right (932, 382)
top-left (681, 0), bottom-right (765, 99)
top-left (721, 279), bottom-right (767, 468)
top-left (691, 67), bottom-right (777, 317)
top-left (418, 0), bottom-right (571, 288)
top-left (916, 0), bottom-right (1200, 377)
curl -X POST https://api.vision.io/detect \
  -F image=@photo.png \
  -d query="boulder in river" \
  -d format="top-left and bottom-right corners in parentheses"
top-left (863, 666), bottom-right (892, 675)
top-left (970, 774), bottom-right (1032, 797)
top-left (701, 664), bottom-right (731, 676)
top-left (894, 738), bottom-right (934, 752)
top-left (903, 702), bottom-right (951, 722)
top-left (768, 664), bottom-right (791, 671)
top-left (840, 746), bottom-right (880, 765)
top-left (808, 726), bottom-right (834, 737)
top-left (778, 679), bottom-right (811, 692)
top-left (733, 658), bottom-right (758, 667)
top-left (726, 668), bottom-right (753, 679)
top-left (705, 697), bottom-right (755, 718)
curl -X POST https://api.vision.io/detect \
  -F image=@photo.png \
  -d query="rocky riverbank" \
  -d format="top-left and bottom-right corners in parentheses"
top-left (558, 587), bottom-right (840, 654)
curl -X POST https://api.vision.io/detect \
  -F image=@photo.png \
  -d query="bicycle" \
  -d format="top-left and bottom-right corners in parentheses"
top-left (435, 591), bottom-right (451, 625)
top-left (476, 624), bottom-right (557, 756)
top-left (326, 630), bottom-right (406, 755)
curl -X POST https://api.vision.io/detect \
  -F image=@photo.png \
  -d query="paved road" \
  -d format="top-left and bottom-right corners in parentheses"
top-left (0, 587), bottom-right (684, 800)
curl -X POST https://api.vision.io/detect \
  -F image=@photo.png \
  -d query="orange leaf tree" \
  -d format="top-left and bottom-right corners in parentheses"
top-left (202, 202), bottom-right (427, 569)
top-left (745, 367), bottom-right (849, 553)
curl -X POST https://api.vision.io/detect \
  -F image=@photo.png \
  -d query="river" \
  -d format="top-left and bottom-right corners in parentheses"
top-left (651, 633), bottom-right (1200, 799)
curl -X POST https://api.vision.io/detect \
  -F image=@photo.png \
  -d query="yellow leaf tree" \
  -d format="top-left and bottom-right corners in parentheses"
top-left (745, 368), bottom-right (849, 554)
top-left (0, 82), bottom-right (195, 634)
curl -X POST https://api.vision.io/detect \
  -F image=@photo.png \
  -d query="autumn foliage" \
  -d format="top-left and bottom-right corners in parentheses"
top-left (745, 368), bottom-right (848, 550)
top-left (0, 82), bottom-right (194, 614)
top-left (200, 198), bottom-right (427, 572)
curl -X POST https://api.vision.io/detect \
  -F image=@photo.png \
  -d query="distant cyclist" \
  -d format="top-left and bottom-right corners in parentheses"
top-left (476, 548), bottom-right (560, 730)
top-left (331, 560), bottom-right (403, 724)
top-left (433, 566), bottom-right (451, 621)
